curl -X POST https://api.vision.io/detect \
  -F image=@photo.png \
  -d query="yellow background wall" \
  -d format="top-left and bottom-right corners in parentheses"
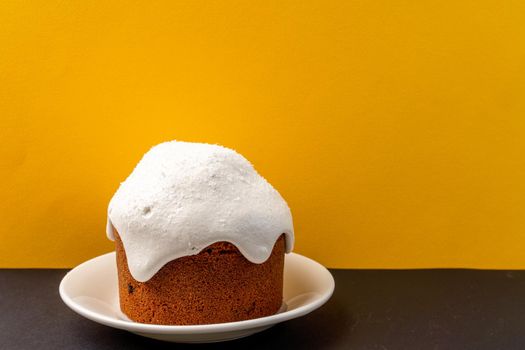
top-left (1, 1), bottom-right (525, 269)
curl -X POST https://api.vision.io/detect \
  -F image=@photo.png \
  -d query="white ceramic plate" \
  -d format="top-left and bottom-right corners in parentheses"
top-left (59, 252), bottom-right (334, 343)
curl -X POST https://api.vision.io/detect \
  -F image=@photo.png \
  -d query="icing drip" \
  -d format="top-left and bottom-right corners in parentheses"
top-left (106, 141), bottom-right (294, 282)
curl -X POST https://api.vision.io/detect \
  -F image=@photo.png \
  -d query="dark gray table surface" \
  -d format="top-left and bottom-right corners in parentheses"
top-left (1, 268), bottom-right (524, 349)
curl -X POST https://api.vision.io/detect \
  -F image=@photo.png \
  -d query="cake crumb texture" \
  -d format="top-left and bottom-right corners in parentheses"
top-left (116, 232), bottom-right (285, 325)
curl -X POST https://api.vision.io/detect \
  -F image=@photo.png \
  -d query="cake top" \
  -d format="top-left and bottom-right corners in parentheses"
top-left (106, 141), bottom-right (294, 282)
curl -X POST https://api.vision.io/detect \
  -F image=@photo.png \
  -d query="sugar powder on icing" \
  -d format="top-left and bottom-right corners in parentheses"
top-left (106, 141), bottom-right (294, 282)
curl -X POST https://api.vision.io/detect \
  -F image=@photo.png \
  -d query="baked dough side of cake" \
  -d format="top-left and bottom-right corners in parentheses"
top-left (115, 232), bottom-right (285, 325)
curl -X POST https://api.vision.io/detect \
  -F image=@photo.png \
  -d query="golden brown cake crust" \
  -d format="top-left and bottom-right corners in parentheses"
top-left (115, 232), bottom-right (285, 325)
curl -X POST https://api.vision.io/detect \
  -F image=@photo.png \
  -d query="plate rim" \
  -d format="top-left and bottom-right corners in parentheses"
top-left (59, 251), bottom-right (335, 335)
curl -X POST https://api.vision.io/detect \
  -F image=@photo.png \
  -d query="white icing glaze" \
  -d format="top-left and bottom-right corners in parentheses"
top-left (106, 141), bottom-right (294, 282)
